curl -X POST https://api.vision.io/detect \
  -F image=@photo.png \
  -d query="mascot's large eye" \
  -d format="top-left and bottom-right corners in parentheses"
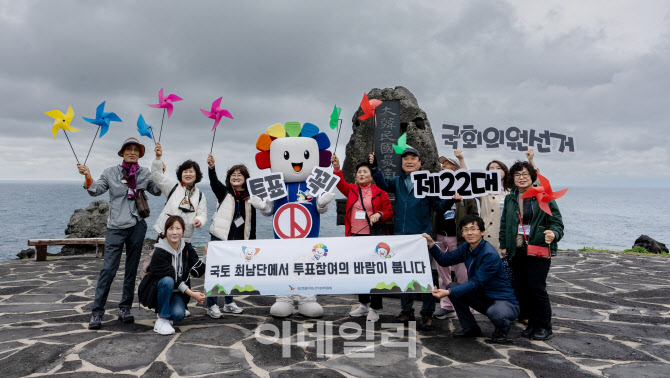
top-left (284, 151), bottom-right (290, 160)
top-left (304, 150), bottom-right (310, 159)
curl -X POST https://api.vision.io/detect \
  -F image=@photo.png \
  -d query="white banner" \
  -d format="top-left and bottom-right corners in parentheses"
top-left (205, 235), bottom-right (434, 296)
top-left (410, 169), bottom-right (502, 199)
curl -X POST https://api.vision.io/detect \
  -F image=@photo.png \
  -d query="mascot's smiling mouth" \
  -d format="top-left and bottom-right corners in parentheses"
top-left (292, 162), bottom-right (303, 172)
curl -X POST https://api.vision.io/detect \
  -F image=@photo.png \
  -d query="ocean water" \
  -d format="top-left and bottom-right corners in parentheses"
top-left (0, 182), bottom-right (667, 261)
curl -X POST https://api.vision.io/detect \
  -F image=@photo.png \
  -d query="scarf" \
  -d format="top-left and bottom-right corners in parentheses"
top-left (179, 183), bottom-right (196, 212)
top-left (121, 161), bottom-right (139, 198)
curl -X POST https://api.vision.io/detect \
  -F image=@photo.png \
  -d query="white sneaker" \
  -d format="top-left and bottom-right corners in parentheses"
top-left (223, 302), bottom-right (244, 314)
top-left (157, 314), bottom-right (173, 325)
top-left (367, 308), bottom-right (380, 322)
top-left (207, 304), bottom-right (222, 319)
top-left (185, 309), bottom-right (191, 317)
top-left (349, 303), bottom-right (370, 317)
top-left (154, 318), bottom-right (175, 335)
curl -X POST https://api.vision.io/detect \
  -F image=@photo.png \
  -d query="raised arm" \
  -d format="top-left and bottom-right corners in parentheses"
top-left (79, 165), bottom-right (110, 197)
top-left (207, 154), bottom-right (228, 203)
top-left (151, 143), bottom-right (178, 194)
top-left (370, 154), bottom-right (397, 193)
top-left (454, 149), bottom-right (467, 169)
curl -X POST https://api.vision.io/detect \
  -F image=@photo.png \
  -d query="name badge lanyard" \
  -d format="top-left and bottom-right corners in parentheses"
top-left (351, 186), bottom-right (374, 235)
top-left (516, 196), bottom-right (533, 244)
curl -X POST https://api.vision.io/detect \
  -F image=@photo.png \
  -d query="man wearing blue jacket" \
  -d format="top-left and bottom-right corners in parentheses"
top-left (428, 215), bottom-right (519, 344)
top-left (370, 148), bottom-right (454, 331)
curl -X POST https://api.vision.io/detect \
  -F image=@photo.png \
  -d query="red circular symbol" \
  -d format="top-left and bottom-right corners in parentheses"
top-left (273, 203), bottom-right (313, 239)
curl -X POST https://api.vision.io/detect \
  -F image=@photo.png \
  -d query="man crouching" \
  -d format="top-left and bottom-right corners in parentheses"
top-left (424, 215), bottom-right (519, 344)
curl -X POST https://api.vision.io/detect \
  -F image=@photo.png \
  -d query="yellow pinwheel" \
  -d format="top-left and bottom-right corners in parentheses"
top-left (45, 105), bottom-right (81, 139)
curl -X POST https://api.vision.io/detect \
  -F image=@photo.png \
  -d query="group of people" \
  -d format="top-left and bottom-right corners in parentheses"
top-left (78, 136), bottom-right (564, 343)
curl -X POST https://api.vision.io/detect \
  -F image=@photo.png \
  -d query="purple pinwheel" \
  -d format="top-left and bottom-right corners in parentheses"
top-left (200, 97), bottom-right (234, 131)
top-left (148, 88), bottom-right (183, 118)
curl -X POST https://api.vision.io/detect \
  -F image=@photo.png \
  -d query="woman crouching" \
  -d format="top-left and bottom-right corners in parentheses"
top-left (139, 215), bottom-right (207, 335)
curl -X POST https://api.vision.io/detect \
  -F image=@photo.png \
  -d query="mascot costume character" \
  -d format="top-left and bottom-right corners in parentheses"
top-left (250, 122), bottom-right (334, 317)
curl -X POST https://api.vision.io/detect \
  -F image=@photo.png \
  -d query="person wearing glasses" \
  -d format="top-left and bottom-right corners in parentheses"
top-left (204, 154), bottom-right (256, 318)
top-left (78, 137), bottom-right (162, 330)
top-left (428, 214), bottom-right (519, 344)
top-left (499, 161), bottom-right (564, 341)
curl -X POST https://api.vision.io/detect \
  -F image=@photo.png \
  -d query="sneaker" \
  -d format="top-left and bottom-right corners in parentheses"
top-left (207, 304), bottom-right (222, 319)
top-left (349, 303), bottom-right (370, 317)
top-left (396, 311), bottom-right (415, 323)
top-left (88, 314), bottom-right (102, 330)
top-left (418, 314), bottom-right (433, 331)
top-left (433, 308), bottom-right (456, 319)
top-left (157, 314), bottom-right (173, 325)
top-left (367, 308), bottom-right (380, 322)
top-left (532, 328), bottom-right (553, 341)
top-left (223, 302), bottom-right (244, 314)
top-left (118, 308), bottom-right (134, 324)
top-left (185, 309), bottom-right (191, 317)
top-left (521, 325), bottom-right (536, 338)
top-left (154, 318), bottom-right (175, 335)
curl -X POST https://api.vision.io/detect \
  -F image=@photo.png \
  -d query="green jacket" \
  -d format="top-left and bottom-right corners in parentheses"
top-left (499, 187), bottom-right (564, 259)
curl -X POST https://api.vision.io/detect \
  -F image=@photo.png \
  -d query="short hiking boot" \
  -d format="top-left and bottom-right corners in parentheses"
top-left (453, 326), bottom-right (483, 338)
top-left (396, 311), bottom-right (415, 323)
top-left (350, 303), bottom-right (370, 317)
top-left (223, 302), bottom-right (244, 314)
top-left (89, 314), bottom-right (102, 330)
top-left (433, 308), bottom-right (456, 319)
top-left (418, 314), bottom-right (434, 331)
top-left (207, 304), bottom-right (222, 319)
top-left (521, 325), bottom-right (536, 338)
top-left (532, 328), bottom-right (553, 341)
top-left (118, 308), bottom-right (134, 324)
top-left (154, 318), bottom-right (175, 335)
top-left (367, 308), bottom-right (380, 322)
top-left (486, 327), bottom-right (511, 344)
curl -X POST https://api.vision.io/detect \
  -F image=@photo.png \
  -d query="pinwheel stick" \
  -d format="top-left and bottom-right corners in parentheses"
top-left (149, 128), bottom-right (157, 145)
top-left (333, 118), bottom-right (343, 155)
top-left (210, 128), bottom-right (217, 155)
top-left (83, 125), bottom-right (101, 166)
top-left (158, 108), bottom-right (166, 143)
top-left (62, 130), bottom-right (80, 164)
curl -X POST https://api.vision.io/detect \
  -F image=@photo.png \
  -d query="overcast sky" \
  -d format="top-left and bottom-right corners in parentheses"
top-left (1, 0), bottom-right (668, 187)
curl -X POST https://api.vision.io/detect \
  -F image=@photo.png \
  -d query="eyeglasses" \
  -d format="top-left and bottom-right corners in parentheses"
top-left (125, 146), bottom-right (141, 153)
top-left (230, 173), bottom-right (244, 178)
top-left (513, 172), bottom-right (530, 178)
top-left (461, 227), bottom-right (480, 234)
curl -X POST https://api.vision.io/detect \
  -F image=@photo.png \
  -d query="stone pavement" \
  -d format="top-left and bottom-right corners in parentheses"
top-left (1, 250), bottom-right (669, 377)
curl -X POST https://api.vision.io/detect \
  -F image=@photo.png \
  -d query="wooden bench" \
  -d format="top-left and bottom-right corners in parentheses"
top-left (27, 238), bottom-right (106, 261)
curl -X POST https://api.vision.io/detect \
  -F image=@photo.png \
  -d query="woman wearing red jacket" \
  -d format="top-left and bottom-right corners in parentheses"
top-left (332, 154), bottom-right (393, 322)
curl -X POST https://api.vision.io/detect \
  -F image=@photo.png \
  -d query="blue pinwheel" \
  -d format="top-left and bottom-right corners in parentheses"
top-left (83, 101), bottom-right (122, 138)
top-left (82, 101), bottom-right (123, 165)
top-left (136, 114), bottom-right (155, 141)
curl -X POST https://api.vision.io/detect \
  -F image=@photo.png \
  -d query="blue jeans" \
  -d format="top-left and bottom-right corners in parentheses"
top-left (157, 277), bottom-right (186, 322)
top-left (206, 233), bottom-right (234, 307)
top-left (447, 282), bottom-right (520, 331)
top-left (400, 293), bottom-right (435, 316)
top-left (92, 220), bottom-right (147, 316)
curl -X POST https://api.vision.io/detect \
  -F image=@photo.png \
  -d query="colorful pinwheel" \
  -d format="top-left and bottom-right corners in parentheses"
top-left (136, 114), bottom-right (155, 141)
top-left (393, 133), bottom-right (414, 154)
top-left (200, 97), bottom-right (233, 131)
top-left (148, 88), bottom-right (183, 118)
top-left (82, 101), bottom-right (122, 138)
top-left (358, 93), bottom-right (382, 121)
top-left (521, 173), bottom-right (568, 216)
top-left (45, 105), bottom-right (80, 139)
top-left (44, 105), bottom-right (81, 163)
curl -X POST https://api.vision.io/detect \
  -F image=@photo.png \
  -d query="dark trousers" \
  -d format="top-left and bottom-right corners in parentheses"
top-left (206, 233), bottom-right (234, 307)
top-left (447, 282), bottom-right (519, 330)
top-left (512, 246), bottom-right (552, 329)
top-left (400, 293), bottom-right (435, 316)
top-left (92, 220), bottom-right (147, 316)
top-left (358, 294), bottom-right (383, 310)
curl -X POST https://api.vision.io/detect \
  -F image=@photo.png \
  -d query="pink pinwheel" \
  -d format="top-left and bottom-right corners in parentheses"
top-left (200, 97), bottom-right (233, 131)
top-left (148, 88), bottom-right (183, 118)
top-left (521, 173), bottom-right (568, 216)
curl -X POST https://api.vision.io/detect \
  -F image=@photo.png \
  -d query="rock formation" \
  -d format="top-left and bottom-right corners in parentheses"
top-left (61, 200), bottom-right (109, 255)
top-left (633, 235), bottom-right (669, 254)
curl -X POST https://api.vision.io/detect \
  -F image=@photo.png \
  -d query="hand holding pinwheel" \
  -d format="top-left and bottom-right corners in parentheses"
top-left (521, 173), bottom-right (568, 216)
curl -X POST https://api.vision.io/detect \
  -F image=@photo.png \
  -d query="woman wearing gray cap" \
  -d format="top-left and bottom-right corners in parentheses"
top-left (77, 137), bottom-right (162, 330)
